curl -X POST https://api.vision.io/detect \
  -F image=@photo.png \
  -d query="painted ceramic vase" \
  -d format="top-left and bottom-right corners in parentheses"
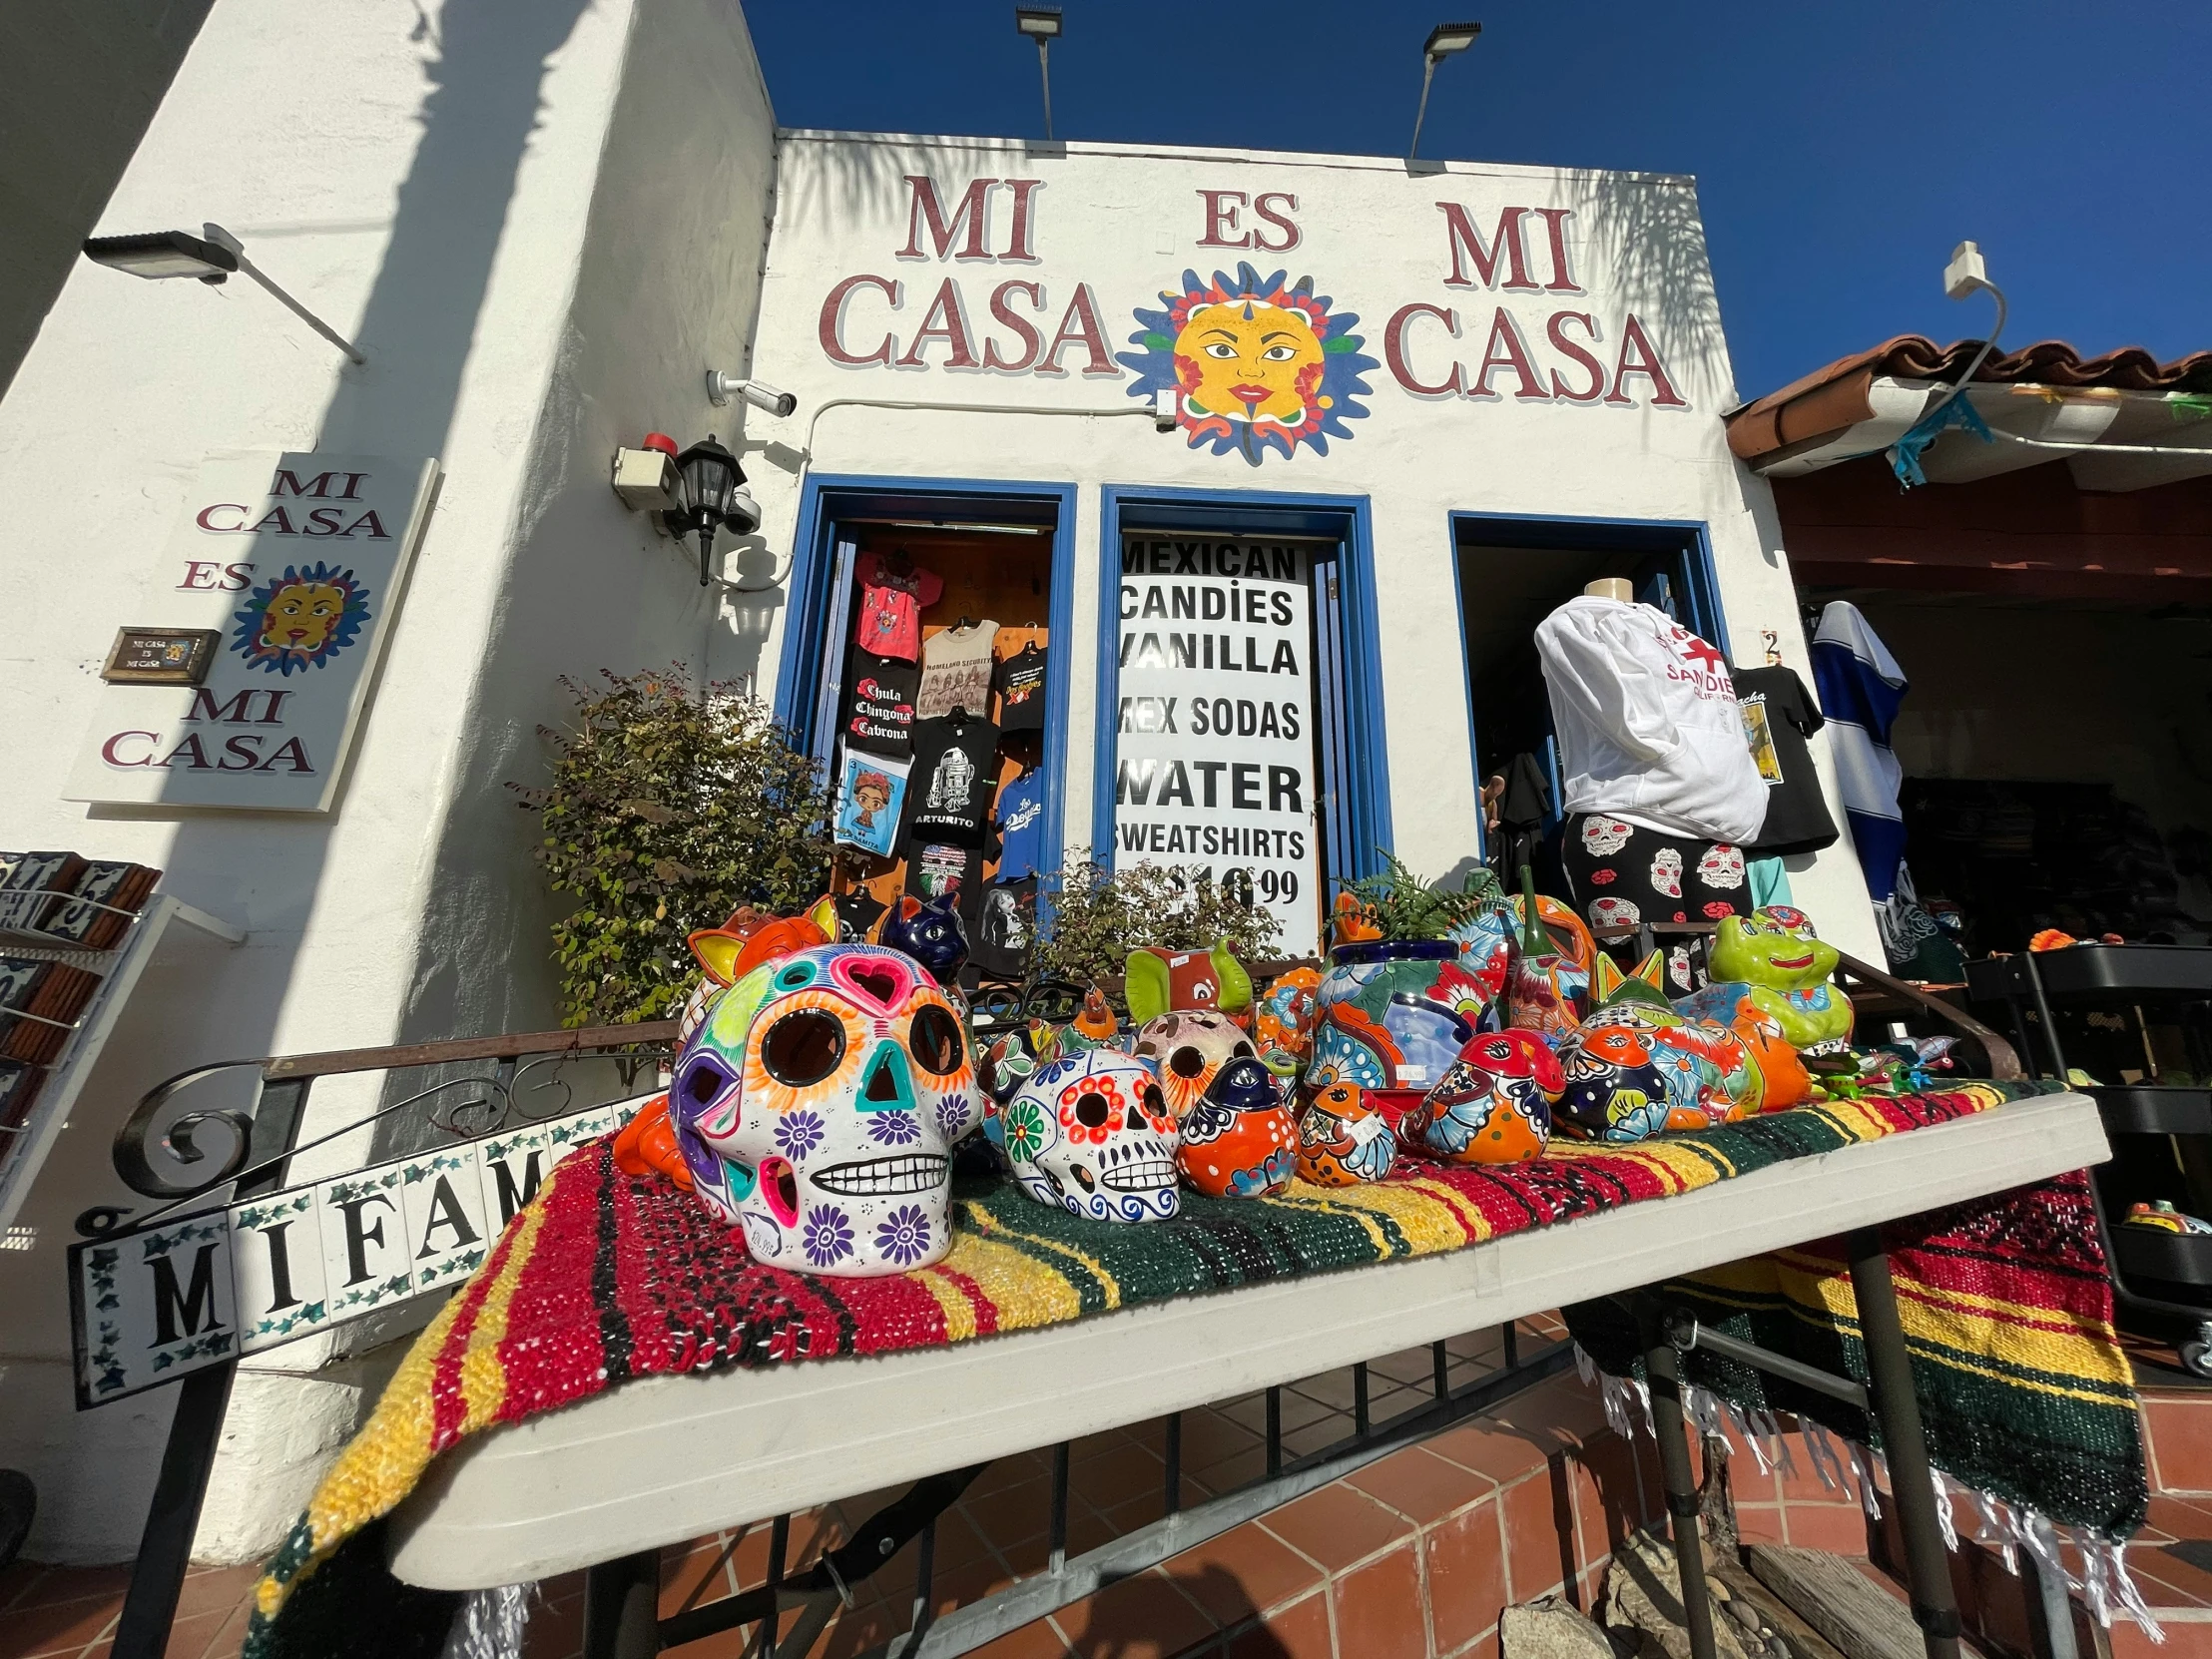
top-left (1295, 1081), bottom-right (1396, 1186)
top-left (1399, 1029), bottom-right (1563, 1165)
top-left (1505, 894), bottom-right (1599, 1042)
top-left (1177, 1056), bottom-right (1298, 1198)
top-left (1254, 966), bottom-right (1323, 1077)
top-left (1311, 940), bottom-right (1495, 1101)
top-left (979, 1017), bottom-right (1060, 1110)
top-left (1131, 1009), bottom-right (1259, 1120)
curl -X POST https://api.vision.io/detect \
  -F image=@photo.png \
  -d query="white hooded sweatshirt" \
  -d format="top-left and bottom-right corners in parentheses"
top-left (1533, 596), bottom-right (1766, 843)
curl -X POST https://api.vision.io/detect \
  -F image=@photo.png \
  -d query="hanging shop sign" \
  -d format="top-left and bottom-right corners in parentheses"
top-left (67, 1093), bottom-right (646, 1407)
top-left (64, 452), bottom-right (439, 814)
top-left (1114, 536), bottom-right (1321, 956)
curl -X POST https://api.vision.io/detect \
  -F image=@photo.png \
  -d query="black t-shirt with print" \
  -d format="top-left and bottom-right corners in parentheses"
top-left (1734, 666), bottom-right (1840, 855)
top-left (902, 715), bottom-right (1000, 849)
top-left (833, 887), bottom-right (889, 944)
top-left (843, 649), bottom-right (920, 760)
top-left (992, 644), bottom-right (1047, 734)
top-left (904, 843), bottom-right (984, 937)
top-left (970, 876), bottom-right (1038, 980)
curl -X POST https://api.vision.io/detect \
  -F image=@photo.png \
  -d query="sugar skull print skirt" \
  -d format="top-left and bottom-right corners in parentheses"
top-left (1560, 813), bottom-right (1748, 990)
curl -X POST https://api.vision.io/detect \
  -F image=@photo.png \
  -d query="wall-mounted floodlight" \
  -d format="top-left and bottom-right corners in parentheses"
top-left (1014, 6), bottom-right (1063, 142)
top-left (1921, 240), bottom-right (2008, 425)
top-left (81, 222), bottom-right (366, 364)
top-left (705, 371), bottom-right (798, 417)
top-left (1410, 21), bottom-right (1481, 160)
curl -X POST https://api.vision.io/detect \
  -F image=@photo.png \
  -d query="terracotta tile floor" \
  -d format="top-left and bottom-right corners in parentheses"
top-left (0, 1320), bottom-right (1566, 1659)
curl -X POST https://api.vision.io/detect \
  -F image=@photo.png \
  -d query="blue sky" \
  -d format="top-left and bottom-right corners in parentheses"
top-left (749, 1), bottom-right (2207, 401)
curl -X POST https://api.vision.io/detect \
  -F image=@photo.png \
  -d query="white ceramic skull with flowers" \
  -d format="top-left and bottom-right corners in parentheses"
top-left (1001, 1051), bottom-right (1181, 1223)
top-left (668, 943), bottom-right (981, 1277)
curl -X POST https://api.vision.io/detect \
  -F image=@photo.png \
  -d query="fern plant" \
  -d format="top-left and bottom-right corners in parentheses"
top-left (1336, 851), bottom-right (1501, 943)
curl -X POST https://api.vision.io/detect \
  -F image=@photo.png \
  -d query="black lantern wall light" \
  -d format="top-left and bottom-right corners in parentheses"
top-left (665, 434), bottom-right (760, 587)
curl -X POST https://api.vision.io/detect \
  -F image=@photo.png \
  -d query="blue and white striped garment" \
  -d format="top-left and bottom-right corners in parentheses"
top-left (1811, 602), bottom-right (1909, 903)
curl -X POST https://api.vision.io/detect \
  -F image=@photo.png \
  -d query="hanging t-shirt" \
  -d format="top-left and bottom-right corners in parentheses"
top-left (1733, 666), bottom-right (1839, 856)
top-left (852, 552), bottom-right (943, 663)
top-left (905, 843), bottom-right (984, 938)
top-left (993, 644), bottom-right (1048, 733)
top-left (843, 650), bottom-right (919, 760)
top-left (916, 620), bottom-right (999, 720)
top-left (833, 886), bottom-right (889, 944)
top-left (832, 749), bottom-right (910, 859)
top-left (993, 769), bottom-right (1047, 882)
top-left (971, 877), bottom-right (1038, 980)
top-left (904, 715), bottom-right (1000, 848)
top-left (1534, 597), bottom-right (1766, 843)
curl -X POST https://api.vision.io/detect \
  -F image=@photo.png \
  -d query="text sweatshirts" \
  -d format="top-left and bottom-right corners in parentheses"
top-left (1533, 596), bottom-right (1766, 844)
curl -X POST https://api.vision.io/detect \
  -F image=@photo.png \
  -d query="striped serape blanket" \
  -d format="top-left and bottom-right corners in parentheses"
top-left (1564, 1168), bottom-right (2150, 1624)
top-left (245, 1082), bottom-right (2056, 1656)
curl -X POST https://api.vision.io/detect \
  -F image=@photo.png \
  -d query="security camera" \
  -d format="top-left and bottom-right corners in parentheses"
top-left (706, 370), bottom-right (799, 418)
top-left (724, 482), bottom-right (763, 537)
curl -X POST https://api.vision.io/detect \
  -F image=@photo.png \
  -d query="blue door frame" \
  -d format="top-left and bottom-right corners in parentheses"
top-left (773, 474), bottom-right (1081, 891)
top-left (1445, 511), bottom-right (1730, 852)
top-left (1094, 485), bottom-right (1393, 900)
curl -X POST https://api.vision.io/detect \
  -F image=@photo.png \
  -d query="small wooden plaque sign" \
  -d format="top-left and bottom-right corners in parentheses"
top-left (101, 628), bottom-right (220, 686)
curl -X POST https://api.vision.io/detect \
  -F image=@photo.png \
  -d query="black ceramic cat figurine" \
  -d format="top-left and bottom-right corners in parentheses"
top-left (883, 892), bottom-right (969, 985)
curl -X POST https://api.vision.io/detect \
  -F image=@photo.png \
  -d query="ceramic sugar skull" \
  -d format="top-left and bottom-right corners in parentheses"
top-left (1552, 1025), bottom-right (1670, 1143)
top-left (669, 944), bottom-right (981, 1277)
top-left (1296, 1081), bottom-right (1396, 1187)
top-left (1400, 1030), bottom-right (1563, 1165)
top-left (1131, 1009), bottom-right (1259, 1119)
top-left (1002, 1052), bottom-right (1181, 1222)
top-left (1178, 1056), bottom-right (1298, 1198)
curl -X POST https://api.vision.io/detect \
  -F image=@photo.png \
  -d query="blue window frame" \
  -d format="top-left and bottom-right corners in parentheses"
top-left (773, 474), bottom-right (1080, 887)
top-left (1094, 485), bottom-right (1392, 904)
top-left (1446, 511), bottom-right (1729, 853)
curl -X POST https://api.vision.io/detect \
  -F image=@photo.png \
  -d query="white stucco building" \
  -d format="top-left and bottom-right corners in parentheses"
top-left (0, 0), bottom-right (1873, 1565)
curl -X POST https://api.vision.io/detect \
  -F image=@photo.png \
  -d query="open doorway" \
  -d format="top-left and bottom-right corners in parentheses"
top-left (1451, 516), bottom-right (1728, 884)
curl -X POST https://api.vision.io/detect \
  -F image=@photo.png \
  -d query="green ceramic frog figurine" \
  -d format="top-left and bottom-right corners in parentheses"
top-left (1700, 905), bottom-right (1854, 1053)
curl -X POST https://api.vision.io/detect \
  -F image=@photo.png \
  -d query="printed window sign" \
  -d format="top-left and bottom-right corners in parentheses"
top-left (1114, 536), bottom-right (1322, 956)
top-left (68, 1092), bottom-right (646, 1407)
top-left (65, 453), bottom-right (439, 814)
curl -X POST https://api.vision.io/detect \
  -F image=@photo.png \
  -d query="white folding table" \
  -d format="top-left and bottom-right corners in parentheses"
top-left (384, 1091), bottom-right (2107, 1659)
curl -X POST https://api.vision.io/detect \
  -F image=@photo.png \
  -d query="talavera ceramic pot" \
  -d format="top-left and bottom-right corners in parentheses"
top-left (1308, 940), bottom-right (1496, 1099)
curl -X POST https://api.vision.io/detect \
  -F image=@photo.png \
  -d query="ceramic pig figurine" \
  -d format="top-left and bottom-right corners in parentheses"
top-left (1296, 1081), bottom-right (1396, 1186)
top-left (1178, 1056), bottom-right (1298, 1198)
top-left (1400, 1028), bottom-right (1563, 1165)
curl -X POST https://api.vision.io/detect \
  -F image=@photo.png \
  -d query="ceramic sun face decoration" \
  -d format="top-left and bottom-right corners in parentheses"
top-left (1296, 1081), bottom-right (1396, 1187)
top-left (1692, 906), bottom-right (1853, 1054)
top-left (1001, 1052), bottom-right (1181, 1222)
top-left (1131, 1009), bottom-right (1259, 1120)
top-left (667, 943), bottom-right (981, 1277)
top-left (1400, 1029), bottom-right (1563, 1165)
top-left (1178, 1056), bottom-right (1298, 1198)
